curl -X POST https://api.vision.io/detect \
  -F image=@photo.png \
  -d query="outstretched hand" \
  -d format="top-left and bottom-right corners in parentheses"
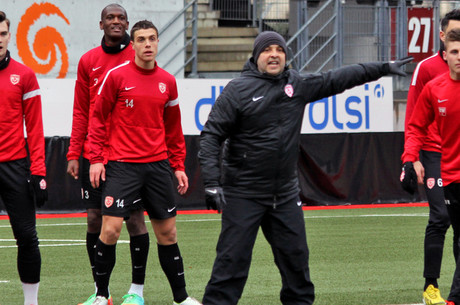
top-left (388, 56), bottom-right (413, 77)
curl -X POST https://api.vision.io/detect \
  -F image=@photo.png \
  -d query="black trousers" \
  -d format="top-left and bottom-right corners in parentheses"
top-left (202, 195), bottom-right (315, 305)
top-left (0, 158), bottom-right (41, 283)
top-left (444, 183), bottom-right (460, 303)
top-left (420, 150), bottom-right (451, 279)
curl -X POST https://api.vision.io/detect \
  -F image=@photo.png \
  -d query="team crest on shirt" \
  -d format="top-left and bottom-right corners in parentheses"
top-left (159, 82), bottom-right (166, 94)
top-left (284, 84), bottom-right (294, 97)
top-left (426, 178), bottom-right (435, 189)
top-left (438, 107), bottom-right (446, 116)
top-left (10, 74), bottom-right (20, 85)
top-left (105, 196), bottom-right (114, 208)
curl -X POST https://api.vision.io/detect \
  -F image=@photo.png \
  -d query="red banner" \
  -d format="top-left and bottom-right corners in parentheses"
top-left (407, 7), bottom-right (435, 63)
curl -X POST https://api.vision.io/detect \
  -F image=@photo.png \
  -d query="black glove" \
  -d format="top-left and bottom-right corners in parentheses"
top-left (388, 56), bottom-right (413, 77)
top-left (400, 162), bottom-right (417, 194)
top-left (205, 186), bottom-right (226, 213)
top-left (29, 175), bottom-right (48, 208)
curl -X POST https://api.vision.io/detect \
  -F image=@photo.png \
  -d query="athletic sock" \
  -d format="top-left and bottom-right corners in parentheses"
top-left (425, 278), bottom-right (439, 290)
top-left (94, 239), bottom-right (116, 298)
top-left (130, 233), bottom-right (149, 285)
top-left (22, 282), bottom-right (39, 305)
top-left (86, 232), bottom-right (100, 282)
top-left (158, 243), bottom-right (188, 303)
top-left (128, 283), bottom-right (144, 298)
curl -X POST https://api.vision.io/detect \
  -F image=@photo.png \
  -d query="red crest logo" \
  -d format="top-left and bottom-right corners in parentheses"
top-left (284, 84), bottom-right (294, 97)
top-left (159, 82), bottom-right (166, 94)
top-left (426, 178), bottom-right (435, 189)
top-left (105, 196), bottom-right (114, 208)
top-left (10, 74), bottom-right (20, 85)
top-left (39, 179), bottom-right (47, 190)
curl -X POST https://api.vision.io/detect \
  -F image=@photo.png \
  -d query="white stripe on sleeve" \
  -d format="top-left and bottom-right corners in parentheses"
top-left (165, 98), bottom-right (179, 108)
top-left (23, 89), bottom-right (41, 101)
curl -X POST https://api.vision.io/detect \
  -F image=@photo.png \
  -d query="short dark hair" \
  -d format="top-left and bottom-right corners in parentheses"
top-left (130, 20), bottom-right (158, 41)
top-left (445, 28), bottom-right (460, 44)
top-left (441, 9), bottom-right (460, 32)
top-left (101, 4), bottom-right (128, 21)
top-left (0, 11), bottom-right (10, 30)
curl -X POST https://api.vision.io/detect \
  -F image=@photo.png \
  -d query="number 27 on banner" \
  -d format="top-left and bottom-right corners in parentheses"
top-left (407, 8), bottom-right (434, 63)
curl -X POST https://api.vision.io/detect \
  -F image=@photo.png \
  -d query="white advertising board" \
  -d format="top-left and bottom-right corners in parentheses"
top-left (39, 77), bottom-right (393, 137)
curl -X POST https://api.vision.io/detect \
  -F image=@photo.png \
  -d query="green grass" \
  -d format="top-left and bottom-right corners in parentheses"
top-left (0, 206), bottom-right (456, 305)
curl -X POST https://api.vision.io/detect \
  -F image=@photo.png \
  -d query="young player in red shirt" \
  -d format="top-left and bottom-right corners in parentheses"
top-left (66, 4), bottom-right (149, 305)
top-left (88, 20), bottom-right (201, 305)
top-left (403, 27), bottom-right (460, 305)
top-left (401, 9), bottom-right (460, 304)
top-left (0, 11), bottom-right (47, 305)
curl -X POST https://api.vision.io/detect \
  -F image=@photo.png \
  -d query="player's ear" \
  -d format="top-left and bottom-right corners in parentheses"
top-left (443, 50), bottom-right (447, 61)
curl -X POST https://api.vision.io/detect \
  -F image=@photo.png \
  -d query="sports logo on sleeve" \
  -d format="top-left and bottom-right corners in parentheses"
top-left (284, 84), bottom-right (294, 97)
top-left (105, 196), bottom-right (114, 208)
top-left (159, 82), bottom-right (166, 94)
top-left (10, 74), bottom-right (20, 85)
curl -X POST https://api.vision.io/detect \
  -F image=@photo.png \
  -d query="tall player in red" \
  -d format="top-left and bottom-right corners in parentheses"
top-left (0, 11), bottom-right (47, 305)
top-left (401, 9), bottom-right (460, 305)
top-left (66, 4), bottom-right (149, 305)
top-left (403, 27), bottom-right (460, 305)
top-left (88, 20), bottom-right (201, 305)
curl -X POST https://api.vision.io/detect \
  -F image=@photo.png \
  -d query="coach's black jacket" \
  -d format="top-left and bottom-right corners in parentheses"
top-left (199, 57), bottom-right (393, 203)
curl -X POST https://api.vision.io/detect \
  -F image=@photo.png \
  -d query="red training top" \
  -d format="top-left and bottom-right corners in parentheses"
top-left (66, 43), bottom-right (134, 161)
top-left (403, 72), bottom-right (460, 186)
top-left (0, 57), bottom-right (46, 176)
top-left (404, 51), bottom-right (447, 154)
top-left (89, 60), bottom-right (185, 171)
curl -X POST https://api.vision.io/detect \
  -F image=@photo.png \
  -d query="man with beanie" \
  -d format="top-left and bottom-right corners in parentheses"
top-left (199, 31), bottom-right (411, 305)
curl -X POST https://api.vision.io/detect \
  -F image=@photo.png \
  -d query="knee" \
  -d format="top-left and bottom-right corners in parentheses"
top-left (155, 225), bottom-right (177, 245)
top-left (15, 227), bottom-right (39, 249)
top-left (125, 210), bottom-right (148, 236)
top-left (87, 209), bottom-right (102, 233)
top-left (100, 226), bottom-right (122, 244)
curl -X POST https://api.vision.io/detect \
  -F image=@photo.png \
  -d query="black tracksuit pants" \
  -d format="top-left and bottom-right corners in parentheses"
top-left (202, 194), bottom-right (315, 305)
top-left (444, 183), bottom-right (460, 303)
top-left (0, 158), bottom-right (41, 283)
top-left (420, 150), bottom-right (452, 280)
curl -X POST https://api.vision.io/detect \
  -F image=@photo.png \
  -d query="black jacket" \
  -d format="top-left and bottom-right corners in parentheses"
top-left (199, 58), bottom-right (392, 201)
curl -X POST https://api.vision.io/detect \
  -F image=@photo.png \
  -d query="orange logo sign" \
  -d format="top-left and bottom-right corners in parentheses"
top-left (16, 3), bottom-right (70, 78)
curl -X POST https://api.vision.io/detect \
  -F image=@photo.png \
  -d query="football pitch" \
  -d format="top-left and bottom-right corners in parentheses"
top-left (0, 205), bottom-right (455, 305)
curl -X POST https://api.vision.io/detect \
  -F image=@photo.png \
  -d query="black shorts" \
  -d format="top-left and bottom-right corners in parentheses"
top-left (101, 160), bottom-right (176, 220)
top-left (81, 158), bottom-right (104, 210)
top-left (81, 158), bottom-right (143, 211)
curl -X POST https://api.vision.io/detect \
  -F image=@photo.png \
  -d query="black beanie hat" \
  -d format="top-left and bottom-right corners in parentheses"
top-left (252, 31), bottom-right (287, 61)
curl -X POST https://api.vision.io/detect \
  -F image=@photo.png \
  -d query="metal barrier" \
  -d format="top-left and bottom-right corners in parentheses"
top-left (157, 0), bottom-right (199, 77)
top-left (160, 0), bottom-right (453, 77)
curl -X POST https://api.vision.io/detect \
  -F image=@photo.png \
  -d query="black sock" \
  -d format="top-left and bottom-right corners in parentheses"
top-left (86, 232), bottom-right (100, 282)
top-left (95, 239), bottom-right (116, 298)
top-left (130, 233), bottom-right (149, 285)
top-left (158, 243), bottom-right (188, 303)
top-left (425, 278), bottom-right (438, 290)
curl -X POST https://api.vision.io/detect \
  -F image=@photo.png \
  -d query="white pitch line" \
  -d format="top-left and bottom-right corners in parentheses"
top-left (0, 239), bottom-right (129, 249)
top-left (0, 213), bottom-right (429, 230)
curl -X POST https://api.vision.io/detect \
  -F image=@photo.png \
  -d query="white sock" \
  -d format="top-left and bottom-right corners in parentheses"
top-left (128, 283), bottom-right (144, 298)
top-left (22, 282), bottom-right (39, 305)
